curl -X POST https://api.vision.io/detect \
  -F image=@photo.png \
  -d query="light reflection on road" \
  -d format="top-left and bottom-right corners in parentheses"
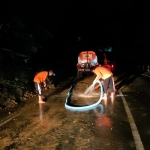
top-left (39, 103), bottom-right (43, 126)
top-left (110, 97), bottom-right (114, 104)
top-left (103, 99), bottom-right (108, 107)
top-left (93, 104), bottom-right (112, 127)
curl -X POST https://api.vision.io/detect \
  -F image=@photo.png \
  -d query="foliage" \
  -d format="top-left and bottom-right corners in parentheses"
top-left (1, 17), bottom-right (32, 55)
top-left (0, 13), bottom-right (55, 82)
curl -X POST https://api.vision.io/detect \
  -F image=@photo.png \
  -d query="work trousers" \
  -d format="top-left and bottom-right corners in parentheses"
top-left (102, 76), bottom-right (115, 93)
top-left (34, 82), bottom-right (42, 96)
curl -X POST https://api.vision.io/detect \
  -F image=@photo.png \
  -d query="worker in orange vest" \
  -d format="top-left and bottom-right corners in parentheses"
top-left (90, 66), bottom-right (115, 99)
top-left (103, 53), bottom-right (108, 65)
top-left (103, 53), bottom-right (112, 71)
top-left (33, 70), bottom-right (55, 103)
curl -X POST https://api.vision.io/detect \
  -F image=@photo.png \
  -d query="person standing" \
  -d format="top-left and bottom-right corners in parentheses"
top-left (103, 53), bottom-right (108, 65)
top-left (90, 66), bottom-right (115, 99)
top-left (33, 70), bottom-right (55, 103)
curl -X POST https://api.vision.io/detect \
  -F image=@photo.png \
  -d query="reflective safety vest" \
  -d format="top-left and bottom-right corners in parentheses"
top-left (33, 71), bottom-right (48, 83)
top-left (94, 66), bottom-right (113, 80)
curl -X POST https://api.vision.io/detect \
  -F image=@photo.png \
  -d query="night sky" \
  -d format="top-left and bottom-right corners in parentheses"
top-left (1, 0), bottom-right (150, 63)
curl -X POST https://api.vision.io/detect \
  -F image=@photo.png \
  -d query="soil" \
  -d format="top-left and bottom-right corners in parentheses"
top-left (0, 74), bottom-right (135, 150)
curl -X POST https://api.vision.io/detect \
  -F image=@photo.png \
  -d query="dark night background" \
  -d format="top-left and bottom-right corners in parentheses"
top-left (0, 0), bottom-right (150, 81)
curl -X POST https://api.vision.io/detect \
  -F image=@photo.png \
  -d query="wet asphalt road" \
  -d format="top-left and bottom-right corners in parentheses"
top-left (0, 70), bottom-right (150, 150)
top-left (119, 72), bottom-right (150, 150)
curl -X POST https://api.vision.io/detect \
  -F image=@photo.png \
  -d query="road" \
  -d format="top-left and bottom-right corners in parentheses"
top-left (0, 70), bottom-right (150, 150)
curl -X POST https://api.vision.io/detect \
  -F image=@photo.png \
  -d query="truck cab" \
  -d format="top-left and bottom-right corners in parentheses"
top-left (76, 51), bottom-right (99, 77)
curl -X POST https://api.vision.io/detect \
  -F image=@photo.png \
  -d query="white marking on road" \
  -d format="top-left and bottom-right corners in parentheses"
top-left (142, 74), bottom-right (150, 77)
top-left (118, 90), bottom-right (145, 150)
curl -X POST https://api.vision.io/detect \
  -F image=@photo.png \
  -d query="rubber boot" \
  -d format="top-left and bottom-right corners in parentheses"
top-left (38, 95), bottom-right (45, 103)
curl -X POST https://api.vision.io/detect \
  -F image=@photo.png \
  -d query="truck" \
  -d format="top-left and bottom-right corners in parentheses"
top-left (76, 51), bottom-right (99, 77)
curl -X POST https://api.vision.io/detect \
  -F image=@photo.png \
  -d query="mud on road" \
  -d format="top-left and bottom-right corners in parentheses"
top-left (0, 74), bottom-right (135, 150)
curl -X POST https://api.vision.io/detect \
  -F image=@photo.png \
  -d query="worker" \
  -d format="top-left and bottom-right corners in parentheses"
top-left (103, 53), bottom-right (112, 71)
top-left (33, 70), bottom-right (55, 103)
top-left (103, 53), bottom-right (108, 65)
top-left (90, 66), bottom-right (115, 99)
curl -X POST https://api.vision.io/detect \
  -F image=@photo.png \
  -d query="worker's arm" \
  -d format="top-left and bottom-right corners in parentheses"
top-left (43, 73), bottom-right (49, 88)
top-left (96, 72), bottom-right (103, 80)
top-left (96, 74), bottom-right (102, 80)
top-left (43, 81), bottom-right (46, 87)
top-left (93, 74), bottom-right (102, 84)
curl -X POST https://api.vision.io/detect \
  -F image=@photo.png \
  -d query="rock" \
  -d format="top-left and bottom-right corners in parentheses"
top-left (22, 97), bottom-right (27, 101)
top-left (2, 98), bottom-right (18, 108)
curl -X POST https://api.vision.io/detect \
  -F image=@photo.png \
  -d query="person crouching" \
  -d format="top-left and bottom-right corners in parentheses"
top-left (90, 66), bottom-right (115, 99)
top-left (33, 70), bottom-right (55, 103)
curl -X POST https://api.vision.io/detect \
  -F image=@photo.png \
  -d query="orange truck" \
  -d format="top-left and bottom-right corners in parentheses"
top-left (76, 51), bottom-right (99, 77)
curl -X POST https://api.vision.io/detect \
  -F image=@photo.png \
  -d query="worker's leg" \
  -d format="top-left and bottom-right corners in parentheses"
top-left (102, 78), bottom-right (109, 99)
top-left (34, 82), bottom-right (45, 103)
top-left (108, 76), bottom-right (115, 97)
